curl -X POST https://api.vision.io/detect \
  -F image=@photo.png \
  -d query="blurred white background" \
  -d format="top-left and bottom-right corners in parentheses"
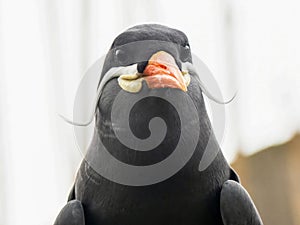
top-left (0, 0), bottom-right (299, 224)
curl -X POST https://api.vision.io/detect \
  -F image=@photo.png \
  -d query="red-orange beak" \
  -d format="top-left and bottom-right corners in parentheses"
top-left (142, 51), bottom-right (187, 92)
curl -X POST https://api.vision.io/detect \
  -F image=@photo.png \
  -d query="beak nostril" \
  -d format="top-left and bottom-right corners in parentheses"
top-left (137, 61), bottom-right (148, 73)
top-left (158, 64), bottom-right (167, 70)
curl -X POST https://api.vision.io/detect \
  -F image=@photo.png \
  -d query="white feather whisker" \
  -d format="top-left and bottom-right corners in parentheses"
top-left (59, 64), bottom-right (138, 126)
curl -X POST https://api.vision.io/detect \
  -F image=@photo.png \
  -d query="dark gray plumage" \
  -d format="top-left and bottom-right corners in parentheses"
top-left (54, 200), bottom-right (85, 225)
top-left (54, 24), bottom-right (263, 225)
top-left (220, 180), bottom-right (263, 225)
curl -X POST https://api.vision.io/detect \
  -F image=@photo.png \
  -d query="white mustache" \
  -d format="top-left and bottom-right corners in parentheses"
top-left (59, 62), bottom-right (235, 126)
top-left (182, 62), bottom-right (237, 104)
top-left (59, 64), bottom-right (138, 126)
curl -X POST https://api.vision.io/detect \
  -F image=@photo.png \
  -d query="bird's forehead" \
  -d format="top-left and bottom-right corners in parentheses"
top-left (111, 24), bottom-right (189, 49)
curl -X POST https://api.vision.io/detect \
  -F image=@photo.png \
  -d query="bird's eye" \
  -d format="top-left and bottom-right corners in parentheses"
top-left (115, 49), bottom-right (129, 65)
top-left (181, 44), bottom-right (191, 62)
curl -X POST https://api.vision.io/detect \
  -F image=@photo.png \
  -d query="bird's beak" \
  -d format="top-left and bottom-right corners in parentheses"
top-left (117, 51), bottom-right (190, 93)
top-left (142, 51), bottom-right (187, 92)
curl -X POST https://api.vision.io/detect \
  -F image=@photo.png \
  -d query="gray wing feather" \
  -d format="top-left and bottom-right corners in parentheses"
top-left (220, 180), bottom-right (263, 225)
top-left (54, 200), bottom-right (85, 225)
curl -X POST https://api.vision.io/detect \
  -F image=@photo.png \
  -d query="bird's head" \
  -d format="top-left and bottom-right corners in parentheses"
top-left (96, 24), bottom-right (207, 119)
top-left (99, 24), bottom-right (193, 93)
